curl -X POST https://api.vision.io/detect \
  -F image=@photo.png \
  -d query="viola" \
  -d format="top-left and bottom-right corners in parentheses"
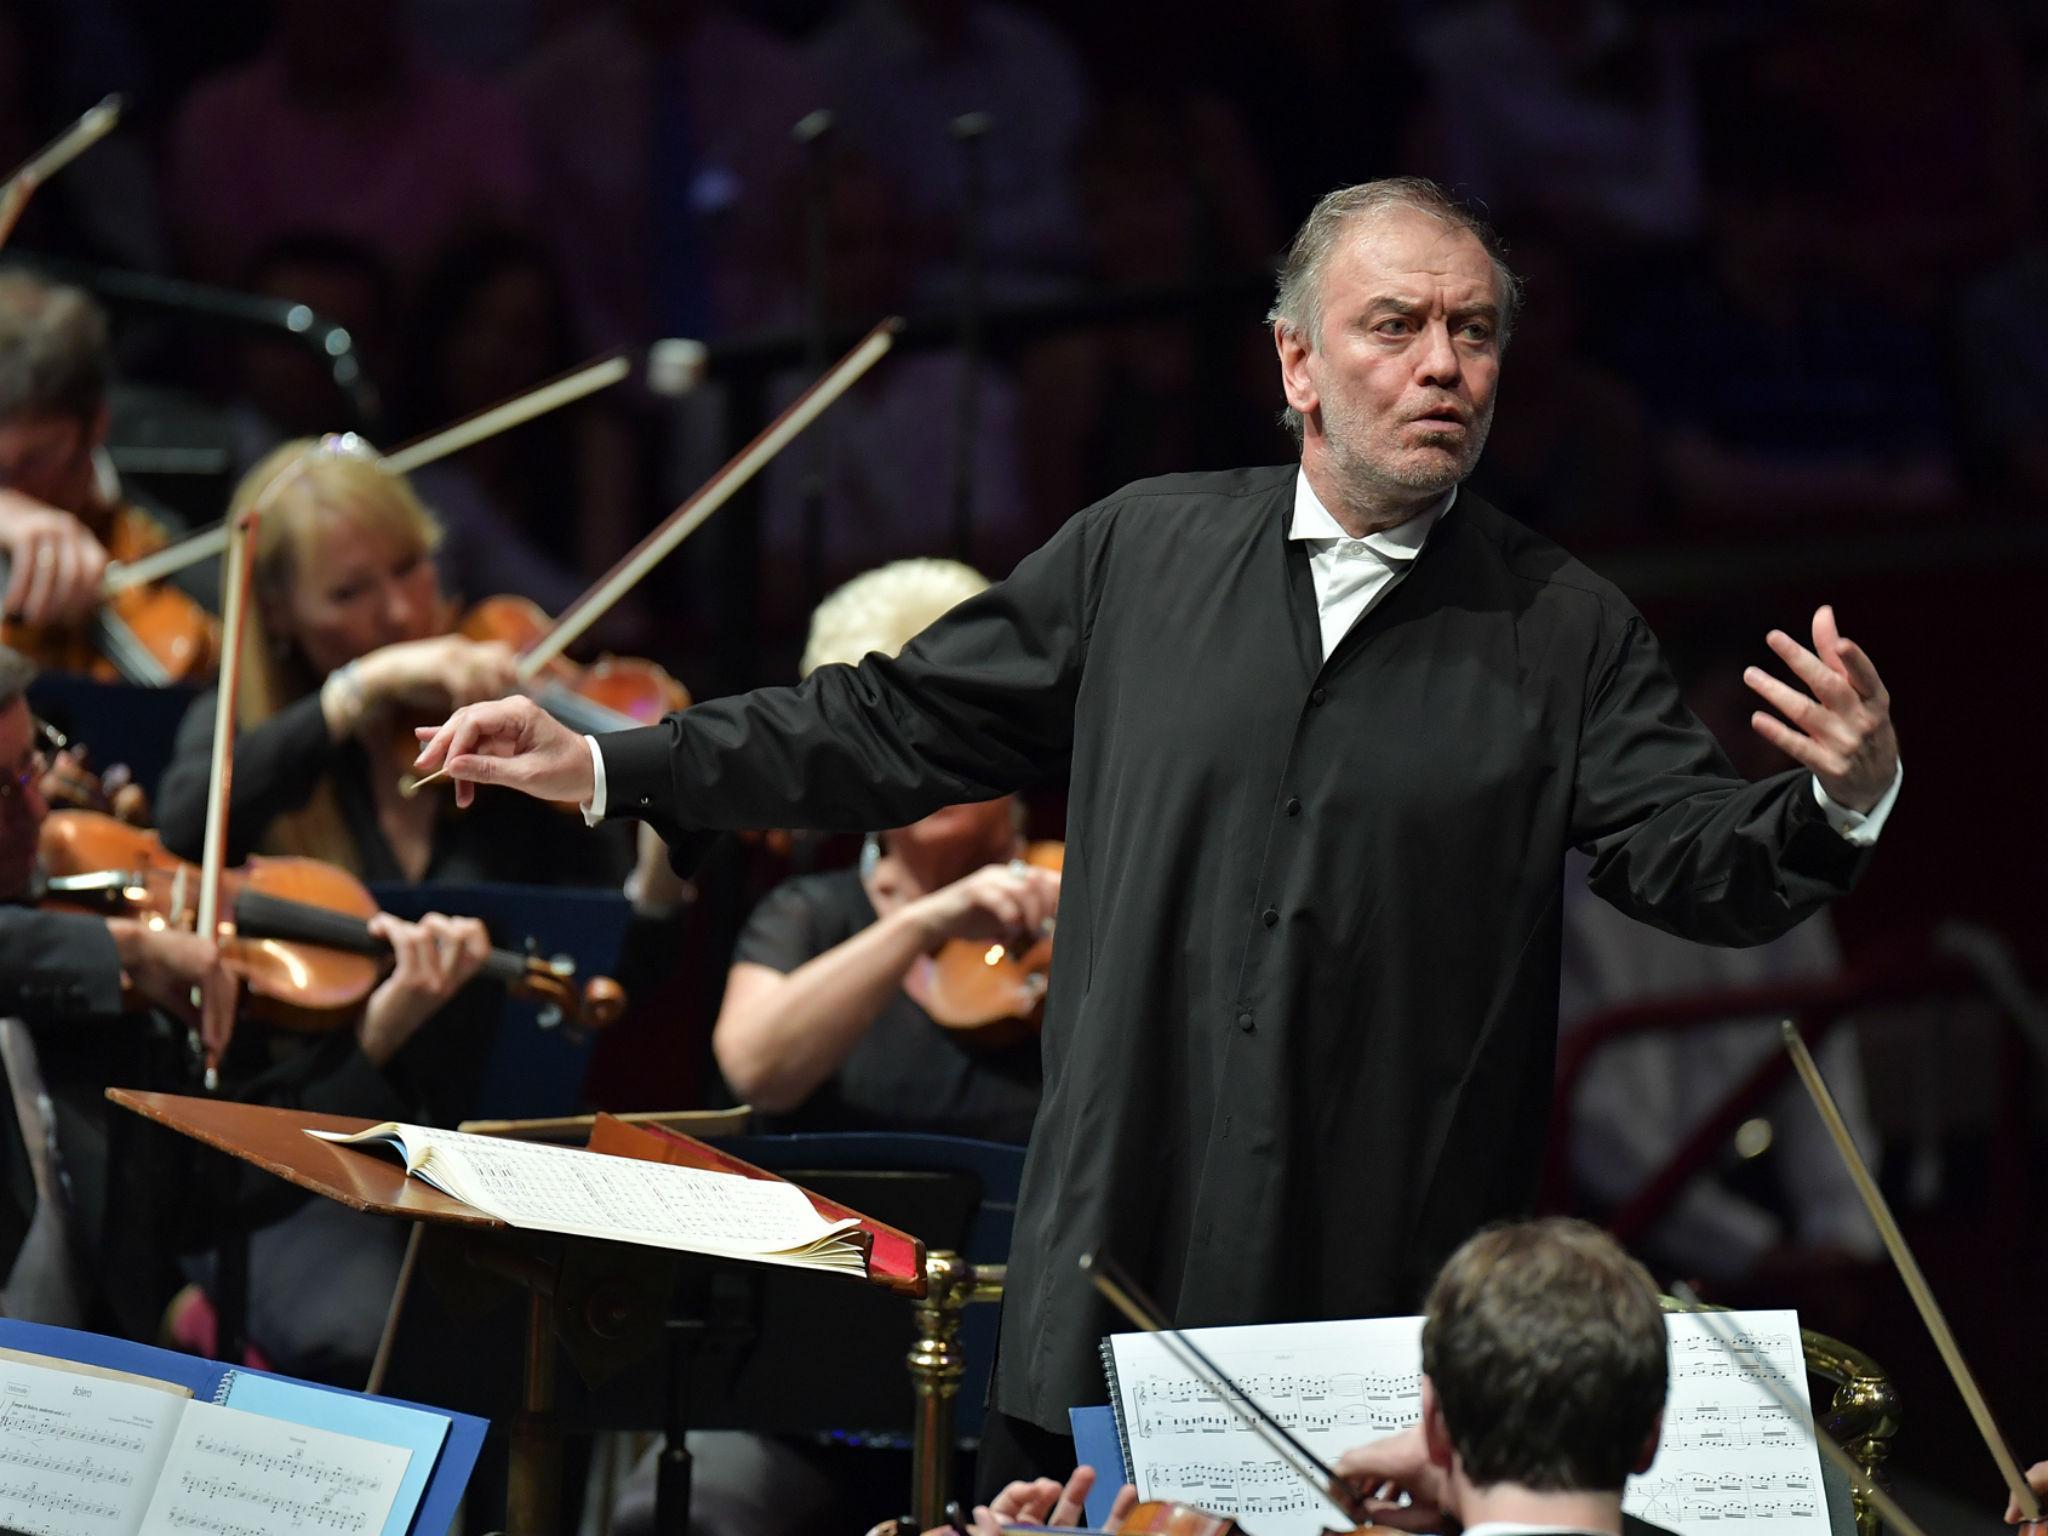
top-left (907, 841), bottom-right (1062, 1048)
top-left (2, 504), bottom-right (219, 686)
top-left (37, 809), bottom-right (624, 1034)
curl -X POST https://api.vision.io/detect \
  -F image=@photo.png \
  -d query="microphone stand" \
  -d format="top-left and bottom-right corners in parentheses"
top-left (792, 108), bottom-right (835, 616)
top-left (947, 111), bottom-right (991, 565)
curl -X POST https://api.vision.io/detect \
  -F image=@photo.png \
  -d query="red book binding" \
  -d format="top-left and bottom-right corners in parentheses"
top-left (584, 1114), bottom-right (927, 1297)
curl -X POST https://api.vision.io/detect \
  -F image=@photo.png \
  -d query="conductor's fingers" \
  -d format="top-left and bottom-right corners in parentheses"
top-left (1834, 637), bottom-right (1888, 704)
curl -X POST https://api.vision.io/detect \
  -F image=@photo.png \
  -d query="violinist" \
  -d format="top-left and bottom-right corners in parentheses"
top-left (677, 559), bottom-right (1056, 1140)
top-left (0, 643), bottom-right (493, 1355)
top-left (153, 438), bottom-right (628, 885)
top-left (1335, 1218), bottom-right (1676, 1536)
top-left (0, 273), bottom-right (218, 644)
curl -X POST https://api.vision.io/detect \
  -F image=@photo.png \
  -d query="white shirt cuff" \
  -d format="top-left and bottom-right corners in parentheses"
top-left (581, 734), bottom-right (607, 826)
top-left (1813, 759), bottom-right (1901, 846)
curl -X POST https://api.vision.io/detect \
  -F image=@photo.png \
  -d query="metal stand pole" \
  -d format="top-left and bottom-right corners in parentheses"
top-left (908, 1250), bottom-right (1005, 1529)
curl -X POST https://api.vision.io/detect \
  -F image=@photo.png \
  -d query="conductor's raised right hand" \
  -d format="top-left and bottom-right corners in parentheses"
top-left (413, 696), bottom-right (593, 810)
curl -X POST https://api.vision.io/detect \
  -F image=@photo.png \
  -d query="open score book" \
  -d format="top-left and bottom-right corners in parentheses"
top-left (308, 1122), bottom-right (871, 1275)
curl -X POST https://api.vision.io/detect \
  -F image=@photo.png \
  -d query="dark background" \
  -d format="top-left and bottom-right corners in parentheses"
top-left (1, 0), bottom-right (2041, 1515)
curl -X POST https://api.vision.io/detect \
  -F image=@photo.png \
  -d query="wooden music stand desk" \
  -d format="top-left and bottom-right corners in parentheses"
top-left (109, 1089), bottom-right (925, 1536)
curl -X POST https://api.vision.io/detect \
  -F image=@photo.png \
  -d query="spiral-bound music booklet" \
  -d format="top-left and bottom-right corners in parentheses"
top-left (1101, 1309), bottom-right (1832, 1536)
top-left (0, 1319), bottom-right (480, 1536)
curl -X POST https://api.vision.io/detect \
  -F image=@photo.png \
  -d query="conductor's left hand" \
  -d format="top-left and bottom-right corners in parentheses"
top-left (412, 697), bottom-right (593, 810)
top-left (1743, 605), bottom-right (1898, 813)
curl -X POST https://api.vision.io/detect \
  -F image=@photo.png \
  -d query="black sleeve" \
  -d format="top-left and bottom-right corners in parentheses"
top-left (0, 909), bottom-right (124, 1018)
top-left (602, 507), bottom-right (1100, 869)
top-left (156, 690), bottom-right (344, 862)
top-left (1570, 615), bottom-right (1868, 945)
top-left (226, 1030), bottom-right (409, 1124)
top-left (730, 877), bottom-right (833, 976)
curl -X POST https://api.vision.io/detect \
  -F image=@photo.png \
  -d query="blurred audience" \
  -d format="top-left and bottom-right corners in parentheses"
top-left (165, 0), bottom-right (531, 291)
top-left (397, 230), bottom-right (635, 613)
top-left (810, 0), bottom-right (1090, 305)
top-left (1029, 83), bottom-right (1281, 517)
top-left (221, 234), bottom-right (401, 468)
top-left (757, 152), bottom-right (1031, 622)
top-left (1614, 142), bottom-right (1960, 525)
top-left (518, 0), bottom-right (819, 347)
top-left (1463, 233), bottom-right (1649, 536)
top-left (1407, 0), bottom-right (1703, 251)
top-left (1559, 622), bottom-right (1883, 1299)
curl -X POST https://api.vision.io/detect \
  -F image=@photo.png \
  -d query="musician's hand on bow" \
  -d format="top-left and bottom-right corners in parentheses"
top-left (972, 1465), bottom-right (1136, 1534)
top-left (105, 918), bottom-right (233, 1044)
top-left (358, 913), bottom-right (492, 1066)
top-left (1744, 605), bottom-right (1898, 813)
top-left (2006, 1460), bottom-right (2048, 1524)
top-left (1334, 1428), bottom-right (1447, 1533)
top-left (0, 491), bottom-right (109, 626)
top-left (357, 634), bottom-right (517, 714)
top-left (412, 696), bottom-right (593, 809)
top-left (907, 861), bottom-right (1061, 949)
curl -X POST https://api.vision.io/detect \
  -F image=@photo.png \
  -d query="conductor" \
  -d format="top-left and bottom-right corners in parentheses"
top-left (413, 177), bottom-right (1901, 1487)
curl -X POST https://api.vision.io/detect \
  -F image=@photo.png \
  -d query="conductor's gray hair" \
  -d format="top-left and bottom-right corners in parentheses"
top-left (1268, 178), bottom-right (1522, 446)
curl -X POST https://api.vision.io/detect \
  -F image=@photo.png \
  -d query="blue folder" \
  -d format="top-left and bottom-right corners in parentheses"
top-left (0, 1317), bottom-right (487, 1536)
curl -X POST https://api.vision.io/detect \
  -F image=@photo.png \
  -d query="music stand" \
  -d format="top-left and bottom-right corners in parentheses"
top-left (106, 1089), bottom-right (924, 1536)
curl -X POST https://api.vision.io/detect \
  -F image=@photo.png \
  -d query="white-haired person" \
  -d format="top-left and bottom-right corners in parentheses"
top-left (636, 557), bottom-right (1056, 1142)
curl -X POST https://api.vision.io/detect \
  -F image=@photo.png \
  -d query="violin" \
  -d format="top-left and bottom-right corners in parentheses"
top-left (907, 841), bottom-right (1062, 1048)
top-left (458, 592), bottom-right (689, 733)
top-left (37, 809), bottom-right (624, 1034)
top-left (2, 504), bottom-right (219, 686)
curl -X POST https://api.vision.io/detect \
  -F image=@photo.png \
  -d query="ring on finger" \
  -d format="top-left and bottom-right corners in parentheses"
top-left (33, 546), bottom-right (53, 568)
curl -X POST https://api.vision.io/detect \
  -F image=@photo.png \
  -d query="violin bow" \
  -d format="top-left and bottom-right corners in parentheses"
top-left (1779, 1019), bottom-right (2043, 1521)
top-left (397, 317), bottom-right (901, 799)
top-left (190, 500), bottom-right (265, 1088)
top-left (0, 95), bottom-right (122, 251)
top-left (1668, 1281), bottom-right (1933, 1536)
top-left (100, 349), bottom-right (651, 595)
top-left (1080, 1250), bottom-right (1362, 1526)
top-left (513, 317), bottom-right (900, 682)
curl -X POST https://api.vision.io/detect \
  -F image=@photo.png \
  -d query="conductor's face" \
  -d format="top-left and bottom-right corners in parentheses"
top-left (1281, 208), bottom-right (1502, 517)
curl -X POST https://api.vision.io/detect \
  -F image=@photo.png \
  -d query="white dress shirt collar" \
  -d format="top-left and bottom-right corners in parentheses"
top-left (1288, 470), bottom-right (1455, 557)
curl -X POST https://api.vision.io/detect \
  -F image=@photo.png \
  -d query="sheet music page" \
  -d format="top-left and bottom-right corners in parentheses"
top-left (1631, 1309), bottom-right (1831, 1536)
top-left (1108, 1309), bottom-right (1830, 1536)
top-left (321, 1125), bottom-right (860, 1255)
top-left (135, 1400), bottom-right (409, 1536)
top-left (0, 1352), bottom-right (185, 1536)
top-left (1108, 1315), bottom-right (1424, 1532)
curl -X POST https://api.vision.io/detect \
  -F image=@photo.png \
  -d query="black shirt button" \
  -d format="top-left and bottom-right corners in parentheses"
top-left (1262, 908), bottom-right (1279, 928)
top-left (1309, 687), bottom-right (1328, 706)
top-left (1236, 1011), bottom-right (1255, 1032)
top-left (1284, 797), bottom-right (1302, 817)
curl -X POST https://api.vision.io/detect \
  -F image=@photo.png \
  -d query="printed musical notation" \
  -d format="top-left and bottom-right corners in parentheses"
top-left (1134, 1369), bottom-right (1420, 1438)
top-left (1626, 1311), bottom-right (1832, 1536)
top-left (0, 1357), bottom-right (182, 1534)
top-left (1108, 1309), bottom-right (1833, 1536)
top-left (136, 1401), bottom-right (409, 1536)
top-left (0, 1477), bottom-right (125, 1528)
top-left (1634, 1470), bottom-right (1822, 1524)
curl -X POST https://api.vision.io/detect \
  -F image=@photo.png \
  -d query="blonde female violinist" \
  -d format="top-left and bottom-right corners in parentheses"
top-left (153, 438), bottom-right (630, 886)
